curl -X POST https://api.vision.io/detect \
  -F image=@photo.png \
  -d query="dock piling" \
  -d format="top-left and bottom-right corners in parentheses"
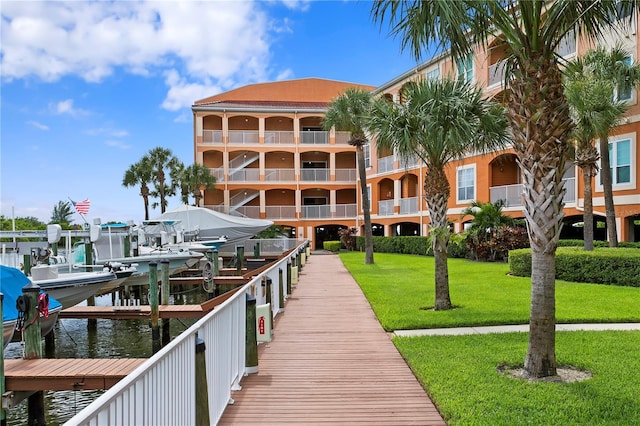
top-left (148, 262), bottom-right (160, 350)
top-left (286, 260), bottom-right (292, 295)
top-left (236, 246), bottom-right (244, 275)
top-left (245, 294), bottom-right (258, 374)
top-left (21, 281), bottom-right (45, 425)
top-left (278, 268), bottom-right (285, 313)
top-left (161, 260), bottom-right (170, 345)
top-left (195, 336), bottom-right (210, 425)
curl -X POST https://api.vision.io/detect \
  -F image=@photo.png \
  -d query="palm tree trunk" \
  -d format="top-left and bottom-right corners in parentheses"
top-left (357, 146), bottom-right (374, 264)
top-left (582, 165), bottom-right (595, 251)
top-left (424, 167), bottom-right (452, 311)
top-left (598, 135), bottom-right (618, 247)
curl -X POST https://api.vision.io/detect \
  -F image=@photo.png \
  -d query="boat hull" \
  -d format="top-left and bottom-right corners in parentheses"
top-left (32, 270), bottom-right (117, 309)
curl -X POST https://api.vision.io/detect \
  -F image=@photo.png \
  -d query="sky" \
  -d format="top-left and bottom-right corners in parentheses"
top-left (0, 0), bottom-right (423, 226)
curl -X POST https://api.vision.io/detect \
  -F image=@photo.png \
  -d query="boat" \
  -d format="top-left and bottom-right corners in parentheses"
top-left (30, 264), bottom-right (117, 309)
top-left (137, 219), bottom-right (228, 253)
top-left (152, 205), bottom-right (273, 248)
top-left (1, 265), bottom-right (63, 348)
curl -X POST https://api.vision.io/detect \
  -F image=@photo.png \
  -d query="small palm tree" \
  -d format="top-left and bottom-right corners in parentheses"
top-left (368, 78), bottom-right (508, 310)
top-left (461, 200), bottom-right (518, 261)
top-left (173, 163), bottom-right (217, 206)
top-left (50, 201), bottom-right (73, 225)
top-left (146, 147), bottom-right (181, 214)
top-left (323, 88), bottom-right (374, 264)
top-left (122, 157), bottom-right (154, 220)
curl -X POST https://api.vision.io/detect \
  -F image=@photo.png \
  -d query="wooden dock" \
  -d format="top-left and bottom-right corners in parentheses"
top-left (4, 358), bottom-right (146, 391)
top-left (219, 253), bottom-right (445, 425)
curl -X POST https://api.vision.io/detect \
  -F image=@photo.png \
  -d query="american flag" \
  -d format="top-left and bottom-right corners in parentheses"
top-left (72, 199), bottom-right (91, 215)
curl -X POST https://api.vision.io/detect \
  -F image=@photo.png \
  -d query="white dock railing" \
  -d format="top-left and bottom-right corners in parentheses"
top-left (64, 240), bottom-right (308, 426)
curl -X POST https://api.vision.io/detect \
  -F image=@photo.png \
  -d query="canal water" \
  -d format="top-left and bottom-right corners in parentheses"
top-left (5, 287), bottom-right (208, 425)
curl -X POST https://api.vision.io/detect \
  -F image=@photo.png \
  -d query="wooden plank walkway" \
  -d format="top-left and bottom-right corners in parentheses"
top-left (219, 253), bottom-right (445, 425)
top-left (4, 358), bottom-right (146, 391)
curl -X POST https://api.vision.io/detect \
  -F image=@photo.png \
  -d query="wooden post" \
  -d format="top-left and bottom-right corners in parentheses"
top-left (148, 262), bottom-right (160, 352)
top-left (213, 249), bottom-right (220, 277)
top-left (278, 268), bottom-right (285, 312)
top-left (245, 294), bottom-right (258, 374)
top-left (124, 235), bottom-right (131, 259)
top-left (23, 254), bottom-right (31, 276)
top-left (236, 246), bottom-right (244, 275)
top-left (87, 295), bottom-right (97, 330)
top-left (253, 242), bottom-right (260, 258)
top-left (84, 241), bottom-right (93, 266)
top-left (286, 260), bottom-right (292, 295)
top-left (161, 259), bottom-right (170, 346)
top-left (265, 277), bottom-right (273, 333)
top-left (22, 281), bottom-right (45, 425)
top-left (195, 336), bottom-right (210, 426)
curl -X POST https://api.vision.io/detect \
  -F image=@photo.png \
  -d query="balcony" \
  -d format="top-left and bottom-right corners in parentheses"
top-left (377, 156), bottom-right (395, 174)
top-left (490, 178), bottom-right (576, 207)
top-left (335, 169), bottom-right (357, 182)
top-left (210, 168), bottom-right (225, 182)
top-left (228, 169), bottom-right (260, 182)
top-left (265, 131), bottom-right (294, 145)
top-left (265, 205), bottom-right (297, 219)
top-left (301, 169), bottom-right (329, 182)
top-left (301, 131), bottom-right (328, 144)
top-left (264, 168), bottom-right (295, 182)
top-left (400, 197), bottom-right (419, 214)
top-left (202, 130), bottom-right (223, 144)
top-left (301, 204), bottom-right (357, 219)
top-left (228, 130), bottom-right (259, 144)
top-left (334, 204), bottom-right (357, 218)
top-left (234, 206), bottom-right (260, 218)
top-left (335, 131), bottom-right (352, 144)
top-left (488, 61), bottom-right (506, 87)
top-left (378, 199), bottom-right (395, 216)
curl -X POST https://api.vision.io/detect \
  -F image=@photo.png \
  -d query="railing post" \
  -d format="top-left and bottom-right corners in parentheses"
top-left (236, 246), bottom-right (244, 275)
top-left (23, 254), bottom-right (31, 276)
top-left (286, 260), bottom-right (292, 295)
top-left (245, 294), bottom-right (258, 374)
top-left (195, 336), bottom-right (210, 426)
top-left (253, 242), bottom-right (260, 259)
top-left (84, 241), bottom-right (93, 266)
top-left (22, 281), bottom-right (45, 425)
top-left (265, 278), bottom-right (273, 333)
top-left (213, 249), bottom-right (220, 277)
top-left (161, 259), bottom-right (170, 346)
top-left (278, 268), bottom-right (285, 313)
top-left (149, 262), bottom-right (160, 352)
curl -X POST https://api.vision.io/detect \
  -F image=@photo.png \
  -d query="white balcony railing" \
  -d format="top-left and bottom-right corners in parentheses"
top-left (233, 206), bottom-right (260, 218)
top-left (300, 131), bottom-right (328, 144)
top-left (378, 199), bottom-right (395, 216)
top-left (202, 130), bottom-right (223, 144)
top-left (335, 131), bottom-right (352, 144)
top-left (264, 168), bottom-right (295, 182)
top-left (490, 178), bottom-right (576, 207)
top-left (334, 204), bottom-right (357, 218)
top-left (488, 61), bottom-right (506, 87)
top-left (210, 168), bottom-right (224, 182)
top-left (335, 169), bottom-right (357, 182)
top-left (301, 168), bottom-right (329, 181)
top-left (265, 205), bottom-right (297, 219)
top-left (264, 131), bottom-right (294, 144)
top-left (228, 130), bottom-right (259, 144)
top-left (228, 169), bottom-right (260, 182)
top-left (377, 156), bottom-right (395, 174)
top-left (400, 197), bottom-right (419, 214)
top-left (302, 205), bottom-right (331, 218)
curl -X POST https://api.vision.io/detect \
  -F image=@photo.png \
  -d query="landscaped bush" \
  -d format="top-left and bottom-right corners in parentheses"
top-left (466, 225), bottom-right (529, 261)
top-left (323, 240), bottom-right (341, 252)
top-left (355, 235), bottom-right (469, 258)
top-left (509, 247), bottom-right (640, 287)
top-left (557, 239), bottom-right (640, 248)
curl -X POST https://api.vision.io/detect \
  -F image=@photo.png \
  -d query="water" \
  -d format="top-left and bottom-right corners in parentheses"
top-left (4, 287), bottom-right (207, 425)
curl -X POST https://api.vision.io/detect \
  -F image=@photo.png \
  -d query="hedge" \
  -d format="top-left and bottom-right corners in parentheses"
top-left (323, 240), bottom-right (341, 252)
top-left (354, 235), bottom-right (468, 258)
top-left (509, 247), bottom-right (640, 287)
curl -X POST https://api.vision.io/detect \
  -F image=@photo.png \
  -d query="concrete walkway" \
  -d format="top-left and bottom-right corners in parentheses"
top-left (395, 322), bottom-right (640, 337)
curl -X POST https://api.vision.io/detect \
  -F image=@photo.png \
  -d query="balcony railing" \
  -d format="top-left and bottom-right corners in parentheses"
top-left (264, 168), bottom-right (295, 182)
top-left (228, 169), bottom-right (260, 182)
top-left (301, 168), bottom-right (329, 181)
top-left (210, 168), bottom-right (224, 182)
top-left (378, 199), bottom-right (395, 216)
top-left (233, 206), bottom-right (260, 218)
top-left (335, 131), bottom-right (352, 144)
top-left (490, 178), bottom-right (576, 207)
top-left (301, 131), bottom-right (328, 144)
top-left (301, 205), bottom-right (331, 219)
top-left (202, 130), bottom-right (223, 144)
top-left (228, 130), bottom-right (259, 144)
top-left (377, 156), bottom-right (395, 174)
top-left (264, 131), bottom-right (294, 145)
top-left (334, 203), bottom-right (357, 218)
top-left (265, 205), bottom-right (296, 219)
top-left (488, 61), bottom-right (506, 87)
top-left (400, 197), bottom-right (419, 214)
top-left (335, 168), bottom-right (357, 182)
top-left (556, 30), bottom-right (576, 58)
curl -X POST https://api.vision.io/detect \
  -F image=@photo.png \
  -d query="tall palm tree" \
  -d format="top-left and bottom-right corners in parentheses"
top-left (574, 45), bottom-right (640, 247)
top-left (371, 0), bottom-right (636, 377)
top-left (50, 201), bottom-right (73, 225)
top-left (564, 54), bottom-right (626, 251)
top-left (323, 88), bottom-right (374, 264)
top-left (146, 147), bottom-right (180, 214)
top-left (122, 157), bottom-right (153, 220)
top-left (173, 163), bottom-right (217, 206)
top-left (368, 78), bottom-right (508, 310)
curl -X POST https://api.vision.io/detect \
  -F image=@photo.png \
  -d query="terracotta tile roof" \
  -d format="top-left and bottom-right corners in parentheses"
top-left (193, 78), bottom-right (375, 106)
top-left (194, 100), bottom-right (330, 109)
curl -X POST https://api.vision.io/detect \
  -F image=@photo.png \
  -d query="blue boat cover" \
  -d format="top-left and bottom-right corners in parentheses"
top-left (0, 265), bottom-right (63, 322)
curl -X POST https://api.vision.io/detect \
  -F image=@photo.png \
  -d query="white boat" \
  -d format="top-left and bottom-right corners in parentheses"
top-left (1, 265), bottom-right (63, 348)
top-left (30, 264), bottom-right (117, 309)
top-left (137, 219), bottom-right (228, 253)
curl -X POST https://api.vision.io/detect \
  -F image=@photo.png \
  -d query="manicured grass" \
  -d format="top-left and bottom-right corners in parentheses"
top-left (339, 252), bottom-right (640, 331)
top-left (395, 331), bottom-right (640, 425)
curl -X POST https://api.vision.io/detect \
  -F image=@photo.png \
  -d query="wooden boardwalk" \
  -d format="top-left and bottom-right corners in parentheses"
top-left (219, 253), bottom-right (445, 425)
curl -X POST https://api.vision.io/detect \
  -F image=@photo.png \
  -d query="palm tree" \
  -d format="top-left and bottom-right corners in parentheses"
top-left (573, 45), bottom-right (640, 247)
top-left (173, 163), bottom-right (217, 206)
top-left (146, 147), bottom-right (181, 214)
top-left (371, 0), bottom-right (636, 377)
top-left (50, 201), bottom-right (73, 224)
top-left (323, 88), bottom-right (374, 264)
top-left (564, 54), bottom-right (626, 251)
top-left (368, 78), bottom-right (508, 310)
top-left (122, 157), bottom-right (154, 220)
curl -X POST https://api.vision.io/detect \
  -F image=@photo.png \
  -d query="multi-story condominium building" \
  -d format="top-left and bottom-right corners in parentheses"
top-left (193, 22), bottom-right (640, 249)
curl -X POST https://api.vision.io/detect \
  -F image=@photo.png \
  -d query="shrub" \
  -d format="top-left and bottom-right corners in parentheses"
top-left (466, 225), bottom-right (529, 261)
top-left (338, 227), bottom-right (357, 251)
top-left (509, 247), bottom-right (640, 287)
top-left (323, 240), bottom-right (341, 252)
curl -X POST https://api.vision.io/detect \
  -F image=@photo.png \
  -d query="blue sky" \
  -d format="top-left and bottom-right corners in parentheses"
top-left (1, 0), bottom-right (422, 225)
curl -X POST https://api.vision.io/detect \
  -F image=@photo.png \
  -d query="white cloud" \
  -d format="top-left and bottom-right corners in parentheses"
top-left (26, 120), bottom-right (49, 130)
top-left (50, 99), bottom-right (89, 117)
top-left (105, 140), bottom-right (132, 150)
top-left (1, 1), bottom-right (289, 110)
top-left (86, 128), bottom-right (129, 138)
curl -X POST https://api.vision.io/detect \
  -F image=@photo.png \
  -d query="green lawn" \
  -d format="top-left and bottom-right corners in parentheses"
top-left (339, 252), bottom-right (640, 331)
top-left (338, 252), bottom-right (640, 425)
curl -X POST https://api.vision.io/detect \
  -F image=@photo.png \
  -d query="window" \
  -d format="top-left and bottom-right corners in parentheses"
top-left (614, 56), bottom-right (633, 102)
top-left (457, 54), bottom-right (473, 83)
top-left (457, 165), bottom-right (476, 202)
top-left (426, 66), bottom-right (440, 81)
top-left (556, 29), bottom-right (576, 58)
top-left (363, 143), bottom-right (371, 169)
top-left (598, 134), bottom-right (635, 191)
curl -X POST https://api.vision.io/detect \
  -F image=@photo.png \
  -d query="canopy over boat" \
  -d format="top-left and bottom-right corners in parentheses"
top-left (152, 205), bottom-right (273, 245)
